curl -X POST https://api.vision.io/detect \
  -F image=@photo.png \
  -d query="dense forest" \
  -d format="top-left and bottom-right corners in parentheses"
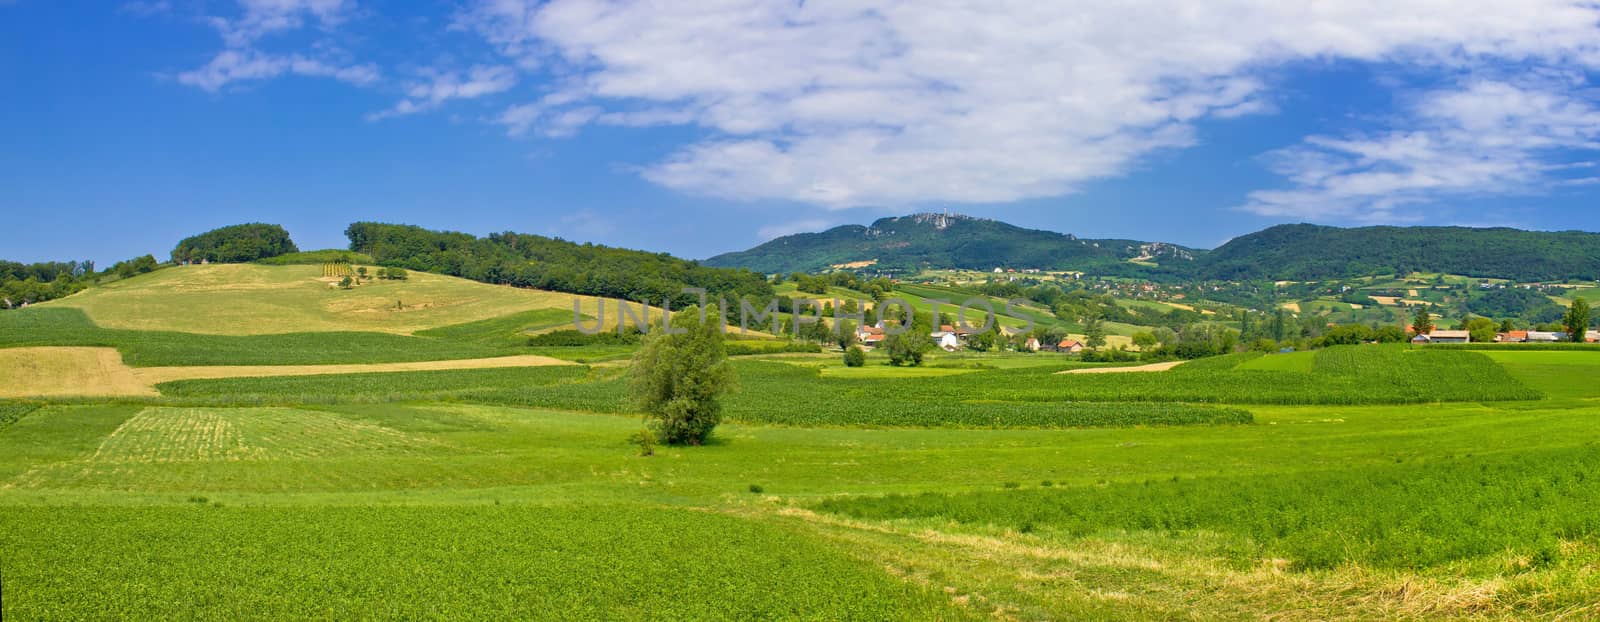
top-left (1195, 224), bottom-right (1600, 282)
top-left (704, 213), bottom-right (1198, 274)
top-left (346, 222), bottom-right (773, 305)
top-left (172, 223), bottom-right (298, 264)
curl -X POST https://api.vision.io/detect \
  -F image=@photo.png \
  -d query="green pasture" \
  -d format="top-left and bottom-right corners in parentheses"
top-left (3, 309), bottom-right (1600, 619)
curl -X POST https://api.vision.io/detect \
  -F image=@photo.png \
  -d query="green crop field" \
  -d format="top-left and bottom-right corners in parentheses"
top-left (3, 268), bottom-right (1600, 620)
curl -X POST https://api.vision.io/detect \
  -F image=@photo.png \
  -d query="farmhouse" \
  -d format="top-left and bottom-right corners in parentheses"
top-left (855, 325), bottom-right (887, 347)
top-left (1527, 331), bottom-right (1564, 343)
top-left (1053, 339), bottom-right (1084, 354)
top-left (1497, 330), bottom-right (1529, 343)
top-left (1022, 337), bottom-right (1041, 352)
top-left (930, 325), bottom-right (963, 351)
top-left (1423, 330), bottom-right (1471, 344)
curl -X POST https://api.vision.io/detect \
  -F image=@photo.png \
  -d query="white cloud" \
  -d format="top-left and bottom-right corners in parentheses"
top-left (462, 0), bottom-right (1600, 210)
top-left (177, 0), bottom-right (371, 92)
top-left (1241, 79), bottom-right (1600, 221)
top-left (178, 49), bottom-right (378, 92)
top-left (210, 0), bottom-right (351, 48)
top-left (368, 65), bottom-right (518, 121)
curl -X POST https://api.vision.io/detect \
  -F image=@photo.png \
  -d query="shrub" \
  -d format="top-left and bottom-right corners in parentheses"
top-left (843, 346), bottom-right (866, 367)
top-left (628, 428), bottom-right (657, 457)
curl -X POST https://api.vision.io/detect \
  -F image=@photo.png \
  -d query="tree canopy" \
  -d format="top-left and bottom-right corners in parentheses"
top-left (629, 305), bottom-right (736, 445)
top-left (172, 223), bottom-right (298, 264)
top-left (346, 222), bottom-right (771, 306)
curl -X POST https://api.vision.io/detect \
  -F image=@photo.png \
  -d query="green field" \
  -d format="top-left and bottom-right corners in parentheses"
top-left (3, 270), bottom-right (1600, 620)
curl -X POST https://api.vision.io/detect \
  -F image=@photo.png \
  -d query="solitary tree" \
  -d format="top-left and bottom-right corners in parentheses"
top-left (1565, 297), bottom-right (1591, 343)
top-left (1084, 317), bottom-right (1108, 349)
top-left (629, 305), bottom-right (737, 445)
top-left (1411, 305), bottom-right (1435, 336)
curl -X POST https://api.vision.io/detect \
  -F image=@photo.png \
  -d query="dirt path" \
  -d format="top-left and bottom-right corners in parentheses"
top-left (1056, 361), bottom-right (1184, 375)
top-left (1, 347), bottom-right (575, 397)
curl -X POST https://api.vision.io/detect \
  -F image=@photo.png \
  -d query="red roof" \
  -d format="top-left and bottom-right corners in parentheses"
top-left (1058, 339), bottom-right (1082, 348)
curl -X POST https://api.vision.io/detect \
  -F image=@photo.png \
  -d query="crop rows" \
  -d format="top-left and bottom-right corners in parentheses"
top-left (152, 346), bottom-right (1537, 427)
top-left (159, 362), bottom-right (1250, 429)
top-left (0, 505), bottom-right (958, 620)
top-left (818, 444), bottom-right (1600, 572)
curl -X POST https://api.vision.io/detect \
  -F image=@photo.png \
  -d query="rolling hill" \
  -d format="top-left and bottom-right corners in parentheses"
top-left (703, 212), bottom-right (1199, 274)
top-left (1195, 224), bottom-right (1600, 282)
top-left (708, 216), bottom-right (1600, 282)
top-left (39, 263), bottom-right (608, 336)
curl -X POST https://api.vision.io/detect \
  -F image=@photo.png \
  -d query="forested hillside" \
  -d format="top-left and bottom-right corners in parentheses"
top-left (710, 216), bottom-right (1600, 282)
top-left (704, 213), bottom-right (1197, 274)
top-left (1195, 224), bottom-right (1600, 281)
top-left (346, 222), bottom-right (772, 304)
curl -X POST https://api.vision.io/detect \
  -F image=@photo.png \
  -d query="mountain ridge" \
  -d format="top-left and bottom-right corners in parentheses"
top-left (706, 215), bottom-right (1600, 282)
top-left (704, 212), bottom-right (1200, 274)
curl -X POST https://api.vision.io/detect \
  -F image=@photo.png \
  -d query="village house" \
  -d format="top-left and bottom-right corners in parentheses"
top-left (930, 324), bottom-right (963, 351)
top-left (1497, 330), bottom-right (1529, 343)
top-left (1022, 337), bottom-right (1041, 352)
top-left (855, 325), bottom-right (887, 347)
top-left (1052, 339), bottom-right (1084, 354)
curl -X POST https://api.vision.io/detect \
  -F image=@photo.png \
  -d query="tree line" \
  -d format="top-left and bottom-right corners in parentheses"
top-left (345, 222), bottom-right (773, 306)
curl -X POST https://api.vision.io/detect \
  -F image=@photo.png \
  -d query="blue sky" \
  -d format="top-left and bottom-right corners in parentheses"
top-left (5, 1), bottom-right (1600, 267)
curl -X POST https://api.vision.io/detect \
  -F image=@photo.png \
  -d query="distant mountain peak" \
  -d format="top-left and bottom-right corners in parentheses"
top-left (705, 212), bottom-right (1196, 274)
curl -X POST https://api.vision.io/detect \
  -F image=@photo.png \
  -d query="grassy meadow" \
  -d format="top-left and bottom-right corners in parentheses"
top-left (2, 266), bottom-right (1599, 619)
top-left (39, 263), bottom-right (612, 335)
